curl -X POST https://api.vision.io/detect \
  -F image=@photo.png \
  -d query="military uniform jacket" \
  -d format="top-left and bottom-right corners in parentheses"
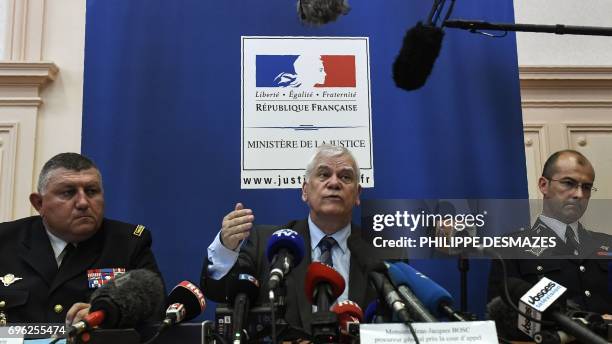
top-left (201, 219), bottom-right (380, 334)
top-left (0, 216), bottom-right (163, 323)
top-left (488, 218), bottom-right (612, 314)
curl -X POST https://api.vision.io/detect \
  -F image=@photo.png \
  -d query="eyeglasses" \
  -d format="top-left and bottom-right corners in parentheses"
top-left (546, 178), bottom-right (598, 193)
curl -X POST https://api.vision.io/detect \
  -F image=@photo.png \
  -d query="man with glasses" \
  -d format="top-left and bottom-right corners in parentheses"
top-left (488, 150), bottom-right (611, 320)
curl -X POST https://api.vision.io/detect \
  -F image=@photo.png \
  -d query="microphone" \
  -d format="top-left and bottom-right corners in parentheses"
top-left (393, 22), bottom-right (444, 91)
top-left (265, 229), bottom-right (305, 291)
top-left (163, 281), bottom-right (206, 326)
top-left (297, 0), bottom-right (350, 26)
top-left (68, 269), bottom-right (164, 336)
top-left (505, 277), bottom-right (608, 344)
top-left (392, 262), bottom-right (467, 321)
top-left (305, 262), bottom-right (345, 341)
top-left (331, 300), bottom-right (363, 342)
top-left (227, 273), bottom-right (259, 344)
top-left (367, 263), bottom-right (412, 323)
top-left (304, 262), bottom-right (346, 309)
top-left (386, 262), bottom-right (438, 322)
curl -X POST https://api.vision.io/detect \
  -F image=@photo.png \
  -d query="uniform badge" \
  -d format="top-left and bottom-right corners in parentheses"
top-left (0, 273), bottom-right (23, 287)
top-left (133, 225), bottom-right (145, 237)
top-left (525, 246), bottom-right (546, 257)
top-left (601, 245), bottom-right (609, 251)
top-left (87, 268), bottom-right (126, 289)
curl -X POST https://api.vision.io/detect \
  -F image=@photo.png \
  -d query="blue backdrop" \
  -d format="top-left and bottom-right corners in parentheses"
top-left (82, 0), bottom-right (527, 320)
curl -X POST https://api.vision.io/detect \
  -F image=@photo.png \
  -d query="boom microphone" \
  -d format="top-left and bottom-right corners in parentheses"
top-left (69, 269), bottom-right (164, 336)
top-left (393, 22), bottom-right (444, 91)
top-left (265, 229), bottom-right (305, 291)
top-left (297, 0), bottom-right (350, 26)
top-left (387, 262), bottom-right (438, 322)
top-left (393, 262), bottom-right (466, 321)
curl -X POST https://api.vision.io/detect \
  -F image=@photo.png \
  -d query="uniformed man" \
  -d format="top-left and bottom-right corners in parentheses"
top-left (0, 153), bottom-right (163, 325)
top-left (488, 150), bottom-right (611, 318)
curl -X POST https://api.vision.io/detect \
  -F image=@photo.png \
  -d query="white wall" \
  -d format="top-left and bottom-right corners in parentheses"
top-left (514, 0), bottom-right (612, 66)
top-left (35, 0), bottom-right (85, 173)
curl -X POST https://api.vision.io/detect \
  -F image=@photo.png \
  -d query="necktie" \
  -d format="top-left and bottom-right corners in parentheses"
top-left (318, 236), bottom-right (337, 267)
top-left (565, 225), bottom-right (580, 256)
top-left (59, 244), bottom-right (76, 267)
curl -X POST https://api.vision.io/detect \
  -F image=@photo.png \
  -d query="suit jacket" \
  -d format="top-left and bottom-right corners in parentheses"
top-left (201, 219), bottom-right (380, 334)
top-left (488, 218), bottom-right (612, 315)
top-left (0, 216), bottom-right (163, 323)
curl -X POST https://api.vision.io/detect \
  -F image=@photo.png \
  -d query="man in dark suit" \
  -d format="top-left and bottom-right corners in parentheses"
top-left (488, 150), bottom-right (611, 320)
top-left (0, 153), bottom-right (163, 325)
top-left (201, 145), bottom-right (380, 334)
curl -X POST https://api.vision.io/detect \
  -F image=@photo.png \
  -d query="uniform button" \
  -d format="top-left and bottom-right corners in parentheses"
top-left (536, 265), bottom-right (543, 271)
top-left (0, 300), bottom-right (5, 308)
top-left (53, 304), bottom-right (64, 313)
top-left (584, 290), bottom-right (591, 297)
top-left (579, 265), bottom-right (585, 272)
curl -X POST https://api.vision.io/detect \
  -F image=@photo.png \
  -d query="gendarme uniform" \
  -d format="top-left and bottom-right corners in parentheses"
top-left (0, 216), bottom-right (163, 324)
top-left (488, 217), bottom-right (612, 314)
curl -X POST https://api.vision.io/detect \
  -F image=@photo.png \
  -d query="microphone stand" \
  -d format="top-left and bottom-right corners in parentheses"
top-left (458, 256), bottom-right (469, 313)
top-left (444, 20), bottom-right (612, 37)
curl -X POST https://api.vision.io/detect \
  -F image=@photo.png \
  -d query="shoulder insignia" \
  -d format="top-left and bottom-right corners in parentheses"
top-left (133, 225), bottom-right (145, 237)
top-left (601, 245), bottom-right (609, 252)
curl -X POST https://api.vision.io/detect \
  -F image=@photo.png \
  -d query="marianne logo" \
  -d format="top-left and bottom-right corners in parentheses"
top-left (256, 54), bottom-right (356, 87)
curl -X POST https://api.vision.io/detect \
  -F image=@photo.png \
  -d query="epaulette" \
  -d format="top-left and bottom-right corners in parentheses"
top-left (133, 224), bottom-right (145, 237)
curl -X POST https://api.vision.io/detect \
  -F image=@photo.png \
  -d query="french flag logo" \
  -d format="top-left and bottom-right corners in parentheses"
top-left (256, 55), bottom-right (356, 87)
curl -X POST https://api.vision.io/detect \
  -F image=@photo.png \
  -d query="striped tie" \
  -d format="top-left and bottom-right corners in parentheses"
top-left (565, 225), bottom-right (580, 256)
top-left (318, 236), bottom-right (337, 267)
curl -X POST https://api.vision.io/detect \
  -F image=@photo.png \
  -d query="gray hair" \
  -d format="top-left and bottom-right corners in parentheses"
top-left (38, 152), bottom-right (102, 193)
top-left (304, 144), bottom-right (360, 182)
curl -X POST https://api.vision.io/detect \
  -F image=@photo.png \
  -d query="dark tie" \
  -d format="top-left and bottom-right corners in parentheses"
top-left (59, 244), bottom-right (76, 268)
top-left (318, 236), bottom-right (337, 267)
top-left (565, 225), bottom-right (580, 256)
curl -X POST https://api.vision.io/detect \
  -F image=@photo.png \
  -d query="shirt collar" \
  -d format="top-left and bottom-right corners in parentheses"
top-left (539, 215), bottom-right (579, 243)
top-left (44, 226), bottom-right (69, 260)
top-left (308, 215), bottom-right (350, 254)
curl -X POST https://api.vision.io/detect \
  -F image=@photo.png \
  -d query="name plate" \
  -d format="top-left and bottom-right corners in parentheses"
top-left (360, 321), bottom-right (498, 344)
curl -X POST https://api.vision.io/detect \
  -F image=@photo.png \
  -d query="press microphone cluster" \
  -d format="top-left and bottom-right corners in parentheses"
top-left (68, 269), bottom-right (165, 337)
top-left (500, 277), bottom-right (609, 344)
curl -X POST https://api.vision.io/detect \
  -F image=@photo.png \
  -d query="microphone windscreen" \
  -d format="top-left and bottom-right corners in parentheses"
top-left (227, 273), bottom-right (260, 304)
top-left (167, 281), bottom-right (206, 321)
top-left (331, 300), bottom-right (364, 321)
top-left (393, 262), bottom-right (452, 317)
top-left (304, 262), bottom-right (346, 304)
top-left (90, 269), bottom-right (164, 328)
top-left (364, 300), bottom-right (378, 323)
top-left (265, 229), bottom-right (306, 265)
top-left (393, 22), bottom-right (444, 91)
top-left (297, 0), bottom-right (350, 26)
top-left (486, 296), bottom-right (531, 341)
